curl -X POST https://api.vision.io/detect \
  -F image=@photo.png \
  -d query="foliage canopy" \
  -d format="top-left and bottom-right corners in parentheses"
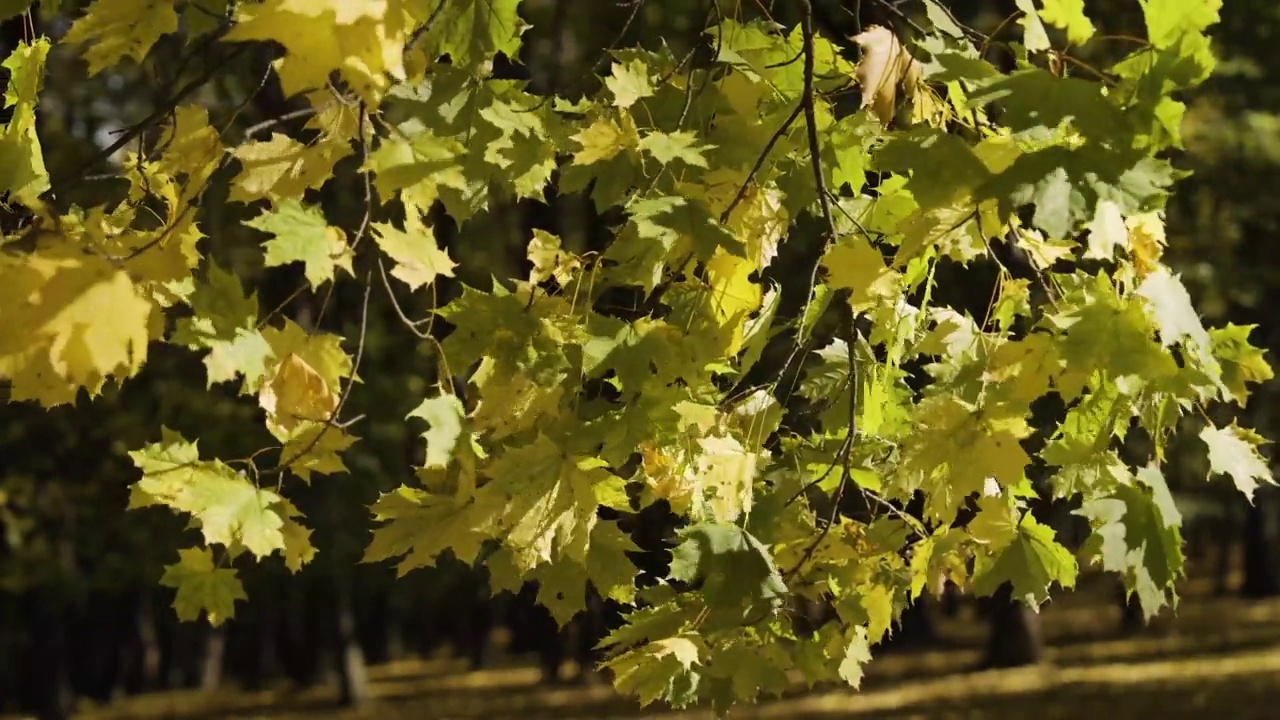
top-left (0, 0), bottom-right (1271, 713)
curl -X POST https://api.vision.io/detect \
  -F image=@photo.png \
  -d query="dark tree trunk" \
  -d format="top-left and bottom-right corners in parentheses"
top-left (1118, 585), bottom-right (1144, 633)
top-left (982, 584), bottom-right (1044, 669)
top-left (27, 589), bottom-right (75, 720)
top-left (1241, 491), bottom-right (1280, 597)
top-left (886, 594), bottom-right (938, 649)
top-left (334, 582), bottom-right (370, 707)
top-left (200, 625), bottom-right (226, 691)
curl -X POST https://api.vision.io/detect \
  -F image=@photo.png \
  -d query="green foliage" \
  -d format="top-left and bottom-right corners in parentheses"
top-left (0, 0), bottom-right (1271, 714)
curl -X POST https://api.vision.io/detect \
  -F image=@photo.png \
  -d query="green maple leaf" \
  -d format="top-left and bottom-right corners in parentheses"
top-left (1201, 423), bottom-right (1274, 500)
top-left (246, 200), bottom-right (354, 287)
top-left (176, 471), bottom-right (286, 559)
top-left (1076, 465), bottom-right (1183, 619)
top-left (479, 434), bottom-right (614, 570)
top-left (274, 498), bottom-right (317, 573)
top-left (971, 515), bottom-right (1077, 607)
top-left (606, 635), bottom-right (703, 708)
top-left (203, 327), bottom-right (273, 390)
top-left (922, 0), bottom-right (964, 37)
top-left (160, 547), bottom-right (247, 625)
top-left (172, 261), bottom-right (259, 343)
top-left (418, 0), bottom-right (526, 72)
top-left (606, 58), bottom-right (654, 108)
top-left (531, 559), bottom-right (589, 627)
top-left (1209, 324), bottom-right (1274, 405)
top-left (1141, 0), bottom-right (1221, 48)
top-left (0, 38), bottom-right (50, 203)
top-left (1038, 0), bottom-right (1095, 45)
top-left (365, 486), bottom-right (496, 573)
top-left (669, 522), bottom-right (786, 630)
top-left (278, 422), bottom-right (358, 483)
top-left (639, 130), bottom-right (710, 167)
top-left (407, 395), bottom-right (466, 469)
top-left (585, 520), bottom-right (641, 605)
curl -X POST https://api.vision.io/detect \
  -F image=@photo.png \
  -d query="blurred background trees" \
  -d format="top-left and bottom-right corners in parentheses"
top-left (1, 1), bottom-right (1277, 719)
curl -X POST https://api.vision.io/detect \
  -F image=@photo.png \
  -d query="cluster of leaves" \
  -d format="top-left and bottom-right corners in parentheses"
top-left (0, 0), bottom-right (1273, 713)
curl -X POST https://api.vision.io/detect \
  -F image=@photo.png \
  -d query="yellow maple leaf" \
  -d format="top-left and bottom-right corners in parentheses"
top-left (0, 247), bottom-right (153, 405)
top-left (229, 133), bottom-right (350, 204)
top-left (851, 25), bottom-right (923, 126)
top-left (371, 213), bottom-right (457, 291)
top-left (571, 114), bottom-right (639, 166)
top-left (259, 353), bottom-right (339, 432)
top-left (1126, 211), bottom-right (1166, 277)
top-left (62, 0), bottom-right (179, 76)
top-left (822, 235), bottom-right (901, 311)
top-left (225, 0), bottom-right (410, 105)
top-left (158, 105), bottom-right (224, 199)
top-left (704, 250), bottom-right (761, 356)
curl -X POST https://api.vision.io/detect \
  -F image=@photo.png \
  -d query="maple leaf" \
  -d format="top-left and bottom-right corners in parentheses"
top-left (669, 523), bottom-right (786, 629)
top-left (822, 235), bottom-right (901, 310)
top-left (527, 230), bottom-right (582, 286)
top-left (62, 0), bottom-right (178, 75)
top-left (260, 319), bottom-right (353, 393)
top-left (174, 472), bottom-right (286, 559)
top-left (852, 25), bottom-right (923, 125)
top-left (639, 131), bottom-right (711, 167)
top-left (364, 486), bottom-right (495, 573)
top-left (364, 125), bottom-right (470, 209)
top-left (415, 0), bottom-right (527, 71)
top-left (1135, 266), bottom-right (1211, 349)
top-left (606, 58), bottom-right (655, 108)
top-left (606, 635), bottom-right (704, 708)
top-left (1076, 465), bottom-right (1183, 619)
top-left (1141, 0), bottom-right (1221, 48)
top-left (407, 395), bottom-right (466, 469)
top-left (225, 0), bottom-right (411, 104)
top-left (1038, 0), bottom-right (1096, 45)
top-left (0, 38), bottom-right (49, 203)
top-left (1201, 423), bottom-right (1273, 500)
top-left (371, 216), bottom-right (457, 291)
top-left (274, 498), bottom-right (317, 573)
top-left (259, 353), bottom-right (340, 432)
top-left (160, 547), bottom-right (247, 626)
top-left (277, 421), bottom-right (358, 483)
top-left (1209, 324), bottom-right (1274, 405)
top-left (229, 133), bottom-right (350, 204)
top-left (0, 248), bottom-right (153, 404)
top-left (571, 115), bottom-right (640, 166)
top-left (478, 434), bottom-right (617, 571)
top-left (971, 515), bottom-right (1077, 607)
top-left (1085, 200), bottom-right (1127, 260)
top-left (246, 200), bottom-right (354, 288)
top-left (1016, 0), bottom-right (1052, 51)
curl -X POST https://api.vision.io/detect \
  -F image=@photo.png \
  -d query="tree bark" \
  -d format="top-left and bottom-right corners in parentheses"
top-left (1241, 490), bottom-right (1280, 597)
top-left (982, 584), bottom-right (1044, 668)
top-left (334, 582), bottom-right (370, 707)
top-left (199, 625), bottom-right (226, 691)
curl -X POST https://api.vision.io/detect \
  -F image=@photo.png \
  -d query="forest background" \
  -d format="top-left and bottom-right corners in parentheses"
top-left (3, 0), bottom-right (1280, 719)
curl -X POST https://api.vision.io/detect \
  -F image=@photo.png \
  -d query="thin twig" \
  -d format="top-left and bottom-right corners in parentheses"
top-left (50, 43), bottom-right (252, 194)
top-left (718, 102), bottom-right (803, 224)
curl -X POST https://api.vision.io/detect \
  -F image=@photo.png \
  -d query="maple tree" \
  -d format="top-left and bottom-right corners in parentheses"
top-left (0, 0), bottom-right (1272, 713)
